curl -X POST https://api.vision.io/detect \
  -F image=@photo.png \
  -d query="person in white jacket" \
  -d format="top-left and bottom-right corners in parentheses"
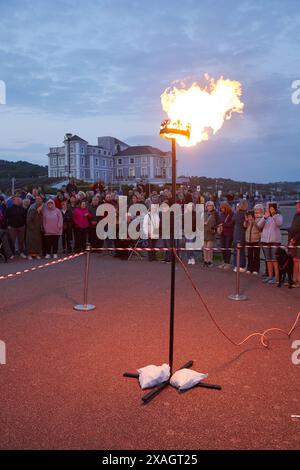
top-left (143, 202), bottom-right (160, 261)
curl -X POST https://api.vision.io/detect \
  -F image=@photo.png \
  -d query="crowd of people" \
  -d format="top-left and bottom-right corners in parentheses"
top-left (1, 179), bottom-right (300, 287)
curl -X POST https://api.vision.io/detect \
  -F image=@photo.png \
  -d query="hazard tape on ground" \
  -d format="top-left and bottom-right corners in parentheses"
top-left (0, 252), bottom-right (84, 281)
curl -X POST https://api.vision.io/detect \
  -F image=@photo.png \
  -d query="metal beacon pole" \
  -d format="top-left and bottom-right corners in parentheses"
top-left (124, 120), bottom-right (221, 404)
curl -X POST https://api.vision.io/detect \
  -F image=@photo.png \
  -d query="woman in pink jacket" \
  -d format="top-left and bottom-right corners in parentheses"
top-left (72, 200), bottom-right (92, 252)
top-left (43, 199), bottom-right (63, 259)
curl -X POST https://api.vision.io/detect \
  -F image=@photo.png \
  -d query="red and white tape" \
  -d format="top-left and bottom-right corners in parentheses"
top-left (0, 252), bottom-right (84, 281)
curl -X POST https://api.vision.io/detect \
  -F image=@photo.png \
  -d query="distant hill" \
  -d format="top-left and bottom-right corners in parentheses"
top-left (188, 176), bottom-right (300, 196)
top-left (0, 159), bottom-right (48, 178)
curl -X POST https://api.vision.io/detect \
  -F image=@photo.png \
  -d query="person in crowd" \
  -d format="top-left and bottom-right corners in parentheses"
top-left (0, 195), bottom-right (7, 219)
top-left (0, 208), bottom-right (13, 260)
top-left (244, 210), bottom-right (261, 275)
top-left (60, 199), bottom-right (73, 254)
top-left (257, 202), bottom-right (283, 285)
top-left (184, 201), bottom-right (198, 265)
top-left (143, 195), bottom-right (160, 261)
top-left (77, 191), bottom-right (86, 203)
top-left (203, 201), bottom-right (218, 267)
top-left (289, 200), bottom-right (300, 287)
top-left (66, 179), bottom-right (77, 196)
top-left (54, 191), bottom-right (65, 209)
top-left (43, 199), bottom-right (63, 259)
top-left (26, 195), bottom-right (44, 260)
top-left (72, 200), bottom-right (91, 252)
top-left (88, 196), bottom-right (102, 248)
top-left (217, 202), bottom-right (234, 269)
top-left (6, 195), bottom-right (27, 258)
top-left (232, 199), bottom-right (248, 272)
top-left (23, 198), bottom-right (31, 212)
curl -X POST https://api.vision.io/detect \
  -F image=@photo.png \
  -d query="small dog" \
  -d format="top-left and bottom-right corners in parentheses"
top-left (275, 247), bottom-right (294, 288)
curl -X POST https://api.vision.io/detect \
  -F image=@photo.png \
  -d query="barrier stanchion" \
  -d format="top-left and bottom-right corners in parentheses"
top-left (74, 243), bottom-right (96, 311)
top-left (228, 242), bottom-right (247, 301)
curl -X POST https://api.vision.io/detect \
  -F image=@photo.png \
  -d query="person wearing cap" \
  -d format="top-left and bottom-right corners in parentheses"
top-left (289, 200), bottom-right (300, 287)
top-left (42, 199), bottom-right (63, 259)
top-left (203, 201), bottom-right (218, 267)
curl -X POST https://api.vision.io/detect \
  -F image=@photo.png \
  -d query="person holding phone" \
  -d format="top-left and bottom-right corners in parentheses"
top-left (257, 202), bottom-right (283, 284)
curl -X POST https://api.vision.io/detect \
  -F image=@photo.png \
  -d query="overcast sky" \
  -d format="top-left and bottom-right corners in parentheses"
top-left (0, 0), bottom-right (299, 182)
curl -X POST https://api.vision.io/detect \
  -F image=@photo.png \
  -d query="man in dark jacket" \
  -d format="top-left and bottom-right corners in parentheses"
top-left (5, 196), bottom-right (27, 257)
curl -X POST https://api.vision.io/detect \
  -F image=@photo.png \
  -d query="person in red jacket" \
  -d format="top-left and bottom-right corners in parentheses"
top-left (72, 200), bottom-right (92, 252)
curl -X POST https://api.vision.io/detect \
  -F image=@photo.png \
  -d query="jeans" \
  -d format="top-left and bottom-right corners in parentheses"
top-left (247, 242), bottom-right (260, 273)
top-left (233, 241), bottom-right (246, 268)
top-left (220, 235), bottom-right (233, 264)
top-left (185, 236), bottom-right (196, 260)
top-left (8, 225), bottom-right (25, 254)
top-left (203, 240), bottom-right (214, 263)
top-left (44, 235), bottom-right (59, 255)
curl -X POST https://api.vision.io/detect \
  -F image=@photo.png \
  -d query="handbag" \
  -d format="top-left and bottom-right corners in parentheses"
top-left (217, 215), bottom-right (229, 235)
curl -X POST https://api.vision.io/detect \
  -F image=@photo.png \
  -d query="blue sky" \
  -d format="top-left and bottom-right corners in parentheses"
top-left (0, 0), bottom-right (299, 182)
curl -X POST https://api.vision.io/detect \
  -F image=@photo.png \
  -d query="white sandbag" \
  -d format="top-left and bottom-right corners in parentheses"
top-left (170, 368), bottom-right (208, 391)
top-left (138, 363), bottom-right (170, 390)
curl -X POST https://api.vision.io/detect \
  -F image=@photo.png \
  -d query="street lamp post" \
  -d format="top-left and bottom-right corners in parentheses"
top-left (64, 133), bottom-right (72, 179)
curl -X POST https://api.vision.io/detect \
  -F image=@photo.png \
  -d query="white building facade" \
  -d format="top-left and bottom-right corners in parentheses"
top-left (48, 135), bottom-right (172, 185)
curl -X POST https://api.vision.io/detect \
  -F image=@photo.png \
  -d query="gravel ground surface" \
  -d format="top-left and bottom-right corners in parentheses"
top-left (0, 254), bottom-right (300, 450)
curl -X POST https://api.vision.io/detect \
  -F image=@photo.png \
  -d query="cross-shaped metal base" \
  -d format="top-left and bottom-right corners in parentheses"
top-left (124, 360), bottom-right (222, 404)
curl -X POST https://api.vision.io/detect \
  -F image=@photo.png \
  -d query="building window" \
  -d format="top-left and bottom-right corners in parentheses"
top-left (141, 156), bottom-right (148, 163)
top-left (118, 158), bottom-right (122, 165)
top-left (102, 159), bottom-right (106, 167)
top-left (141, 167), bottom-right (147, 177)
top-left (162, 168), bottom-right (166, 177)
top-left (129, 167), bottom-right (135, 178)
top-left (70, 158), bottom-right (75, 165)
top-left (98, 150), bottom-right (101, 154)
top-left (52, 157), bottom-right (57, 165)
top-left (59, 157), bottom-right (64, 166)
top-left (117, 168), bottom-right (123, 178)
top-left (109, 160), bottom-right (113, 167)
top-left (104, 151), bottom-right (107, 155)
top-left (95, 158), bottom-right (99, 166)
top-left (130, 157), bottom-right (135, 164)
top-left (81, 157), bottom-right (84, 165)
top-left (81, 147), bottom-right (84, 154)
top-left (156, 167), bottom-right (162, 177)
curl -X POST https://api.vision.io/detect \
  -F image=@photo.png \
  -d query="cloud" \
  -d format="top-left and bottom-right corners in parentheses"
top-left (0, 0), bottom-right (299, 180)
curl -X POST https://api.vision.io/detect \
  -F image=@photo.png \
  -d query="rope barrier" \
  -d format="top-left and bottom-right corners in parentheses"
top-left (90, 244), bottom-right (297, 252)
top-left (1, 244), bottom-right (299, 349)
top-left (173, 250), bottom-right (300, 348)
top-left (0, 252), bottom-right (84, 281)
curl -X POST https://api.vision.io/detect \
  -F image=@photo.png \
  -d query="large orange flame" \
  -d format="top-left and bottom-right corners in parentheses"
top-left (160, 76), bottom-right (244, 147)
